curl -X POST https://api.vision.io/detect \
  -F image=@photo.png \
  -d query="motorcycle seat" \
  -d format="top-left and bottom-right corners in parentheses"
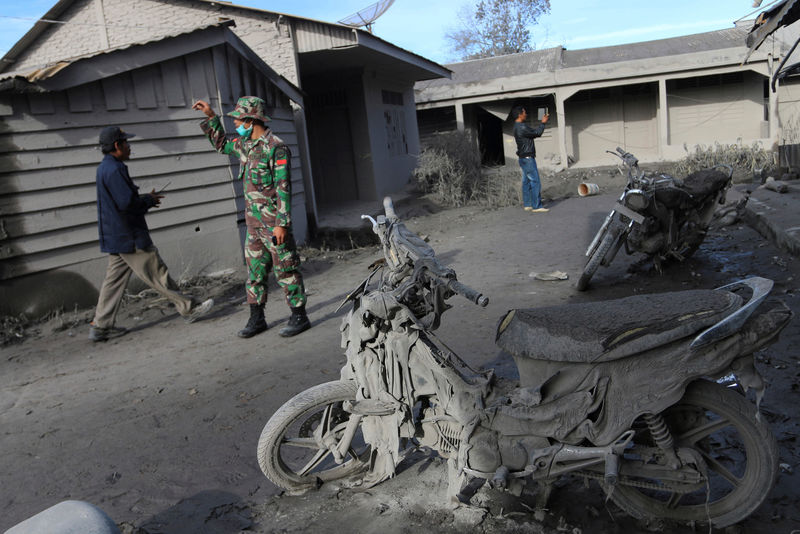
top-left (653, 169), bottom-right (728, 208)
top-left (682, 168), bottom-right (730, 198)
top-left (495, 289), bottom-right (742, 363)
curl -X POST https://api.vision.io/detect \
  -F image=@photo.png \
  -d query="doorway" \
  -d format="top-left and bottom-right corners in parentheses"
top-left (306, 90), bottom-right (359, 205)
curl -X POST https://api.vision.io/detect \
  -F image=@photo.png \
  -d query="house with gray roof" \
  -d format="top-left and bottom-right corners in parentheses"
top-left (415, 24), bottom-right (800, 170)
top-left (0, 0), bottom-right (449, 317)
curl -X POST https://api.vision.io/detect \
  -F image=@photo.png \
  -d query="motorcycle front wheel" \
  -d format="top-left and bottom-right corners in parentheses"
top-left (256, 380), bottom-right (369, 493)
top-left (577, 230), bottom-right (617, 291)
top-left (607, 380), bottom-right (778, 528)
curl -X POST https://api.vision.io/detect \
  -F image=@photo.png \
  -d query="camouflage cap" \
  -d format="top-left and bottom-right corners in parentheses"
top-left (226, 96), bottom-right (271, 123)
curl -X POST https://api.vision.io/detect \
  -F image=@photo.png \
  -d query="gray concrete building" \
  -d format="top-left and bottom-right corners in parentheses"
top-left (415, 24), bottom-right (800, 170)
top-left (0, 0), bottom-right (449, 316)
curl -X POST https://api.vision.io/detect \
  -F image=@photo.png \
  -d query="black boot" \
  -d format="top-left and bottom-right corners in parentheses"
top-left (279, 306), bottom-right (311, 337)
top-left (238, 304), bottom-right (268, 338)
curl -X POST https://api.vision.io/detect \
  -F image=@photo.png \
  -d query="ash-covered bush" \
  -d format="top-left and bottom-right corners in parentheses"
top-left (414, 132), bottom-right (522, 207)
top-left (413, 132), bottom-right (482, 206)
top-left (674, 141), bottom-right (773, 180)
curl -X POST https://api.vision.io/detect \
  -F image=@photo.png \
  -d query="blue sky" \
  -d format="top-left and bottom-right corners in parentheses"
top-left (0, 0), bottom-right (762, 65)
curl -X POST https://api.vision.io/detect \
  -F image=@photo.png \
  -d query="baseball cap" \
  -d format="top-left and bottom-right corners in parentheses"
top-left (99, 126), bottom-right (135, 146)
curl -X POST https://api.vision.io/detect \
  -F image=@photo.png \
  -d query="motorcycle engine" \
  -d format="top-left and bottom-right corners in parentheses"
top-left (417, 405), bottom-right (462, 458)
top-left (628, 220), bottom-right (664, 254)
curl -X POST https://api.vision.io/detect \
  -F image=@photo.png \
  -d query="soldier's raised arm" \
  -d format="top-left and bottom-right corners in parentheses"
top-left (192, 100), bottom-right (215, 118)
top-left (195, 100), bottom-right (237, 156)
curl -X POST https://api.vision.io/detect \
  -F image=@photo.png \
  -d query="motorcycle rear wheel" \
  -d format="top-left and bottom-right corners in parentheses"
top-left (577, 230), bottom-right (617, 291)
top-left (256, 380), bottom-right (369, 493)
top-left (607, 380), bottom-right (778, 528)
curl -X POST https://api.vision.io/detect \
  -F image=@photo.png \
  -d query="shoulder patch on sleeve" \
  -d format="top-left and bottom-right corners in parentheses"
top-left (274, 146), bottom-right (288, 166)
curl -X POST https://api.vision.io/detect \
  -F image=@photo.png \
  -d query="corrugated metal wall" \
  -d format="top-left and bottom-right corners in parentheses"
top-left (293, 21), bottom-right (357, 53)
top-left (667, 72), bottom-right (764, 146)
top-left (0, 43), bottom-right (305, 313)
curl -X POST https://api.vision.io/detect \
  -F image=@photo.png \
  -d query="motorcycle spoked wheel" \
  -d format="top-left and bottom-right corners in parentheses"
top-left (577, 229), bottom-right (618, 291)
top-left (606, 380), bottom-right (778, 528)
top-left (257, 380), bottom-right (369, 493)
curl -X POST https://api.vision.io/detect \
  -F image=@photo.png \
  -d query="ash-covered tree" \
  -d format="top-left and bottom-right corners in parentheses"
top-left (446, 0), bottom-right (550, 60)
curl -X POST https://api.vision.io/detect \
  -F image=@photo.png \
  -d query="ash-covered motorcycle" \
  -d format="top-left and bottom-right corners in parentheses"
top-left (577, 147), bottom-right (734, 291)
top-left (257, 197), bottom-right (790, 529)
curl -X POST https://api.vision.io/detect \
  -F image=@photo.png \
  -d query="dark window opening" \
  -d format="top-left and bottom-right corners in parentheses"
top-left (417, 106), bottom-right (457, 146)
top-left (382, 90), bottom-right (404, 106)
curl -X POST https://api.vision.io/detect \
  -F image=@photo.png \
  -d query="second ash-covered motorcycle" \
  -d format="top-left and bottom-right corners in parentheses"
top-left (577, 147), bottom-right (735, 291)
top-left (256, 197), bottom-right (790, 529)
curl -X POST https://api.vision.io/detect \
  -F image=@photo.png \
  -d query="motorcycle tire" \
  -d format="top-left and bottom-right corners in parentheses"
top-left (256, 380), bottom-right (369, 493)
top-left (607, 379), bottom-right (778, 528)
top-left (577, 230), bottom-right (617, 291)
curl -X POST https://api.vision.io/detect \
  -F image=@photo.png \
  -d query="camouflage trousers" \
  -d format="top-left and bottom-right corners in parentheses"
top-left (244, 225), bottom-right (306, 308)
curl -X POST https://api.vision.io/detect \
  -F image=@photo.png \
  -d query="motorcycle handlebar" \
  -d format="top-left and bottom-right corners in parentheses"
top-left (447, 279), bottom-right (489, 307)
top-left (376, 196), bottom-right (488, 307)
top-left (383, 196), bottom-right (398, 221)
top-left (713, 164), bottom-right (734, 179)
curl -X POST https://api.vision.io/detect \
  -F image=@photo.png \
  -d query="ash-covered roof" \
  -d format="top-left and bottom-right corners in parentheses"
top-left (563, 28), bottom-right (749, 68)
top-left (422, 27), bottom-right (750, 89)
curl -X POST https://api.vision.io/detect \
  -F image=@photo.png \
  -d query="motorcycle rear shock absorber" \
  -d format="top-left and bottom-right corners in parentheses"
top-left (643, 413), bottom-right (680, 468)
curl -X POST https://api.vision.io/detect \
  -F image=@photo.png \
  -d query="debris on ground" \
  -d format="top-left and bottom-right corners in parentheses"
top-left (530, 271), bottom-right (569, 281)
top-left (1, 314), bottom-right (29, 346)
top-left (762, 177), bottom-right (789, 194)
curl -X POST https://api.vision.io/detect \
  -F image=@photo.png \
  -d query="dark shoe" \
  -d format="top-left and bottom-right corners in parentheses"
top-left (238, 304), bottom-right (268, 338)
top-left (185, 298), bottom-right (214, 323)
top-left (88, 324), bottom-right (128, 342)
top-left (279, 307), bottom-right (311, 338)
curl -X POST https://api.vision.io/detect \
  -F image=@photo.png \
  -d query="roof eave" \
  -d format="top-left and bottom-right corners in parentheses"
top-left (354, 30), bottom-right (451, 80)
top-left (12, 23), bottom-right (304, 105)
top-left (0, 0), bottom-right (76, 74)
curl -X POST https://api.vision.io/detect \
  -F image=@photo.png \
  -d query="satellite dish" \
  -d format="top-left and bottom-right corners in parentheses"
top-left (338, 0), bottom-right (395, 33)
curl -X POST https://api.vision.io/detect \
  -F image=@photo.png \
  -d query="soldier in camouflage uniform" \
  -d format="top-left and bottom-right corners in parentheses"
top-left (193, 96), bottom-right (310, 338)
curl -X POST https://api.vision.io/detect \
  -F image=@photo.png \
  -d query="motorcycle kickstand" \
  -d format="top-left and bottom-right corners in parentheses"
top-left (533, 479), bottom-right (556, 522)
top-left (448, 457), bottom-right (485, 506)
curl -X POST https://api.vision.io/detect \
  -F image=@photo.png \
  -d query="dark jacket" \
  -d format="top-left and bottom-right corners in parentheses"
top-left (513, 121), bottom-right (546, 158)
top-left (96, 154), bottom-right (157, 253)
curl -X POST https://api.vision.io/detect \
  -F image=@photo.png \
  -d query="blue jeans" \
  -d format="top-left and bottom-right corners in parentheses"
top-left (519, 157), bottom-right (542, 209)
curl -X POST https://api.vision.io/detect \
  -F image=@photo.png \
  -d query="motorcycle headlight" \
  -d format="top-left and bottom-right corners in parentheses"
top-left (624, 189), bottom-right (648, 211)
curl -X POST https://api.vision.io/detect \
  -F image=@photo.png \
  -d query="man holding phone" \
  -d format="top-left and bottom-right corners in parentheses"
top-left (512, 105), bottom-right (550, 213)
top-left (193, 97), bottom-right (310, 339)
top-left (89, 126), bottom-right (214, 342)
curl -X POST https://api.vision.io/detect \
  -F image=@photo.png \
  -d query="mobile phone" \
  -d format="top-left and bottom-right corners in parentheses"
top-left (271, 235), bottom-right (278, 245)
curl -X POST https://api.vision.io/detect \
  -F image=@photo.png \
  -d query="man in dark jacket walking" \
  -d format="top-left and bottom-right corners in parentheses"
top-left (512, 105), bottom-right (550, 213)
top-left (89, 126), bottom-right (214, 342)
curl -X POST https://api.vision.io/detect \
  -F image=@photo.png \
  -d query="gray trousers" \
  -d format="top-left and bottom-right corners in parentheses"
top-left (92, 247), bottom-right (193, 328)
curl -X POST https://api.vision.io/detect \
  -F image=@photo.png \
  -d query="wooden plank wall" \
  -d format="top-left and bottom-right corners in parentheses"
top-left (0, 44), bottom-right (306, 283)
